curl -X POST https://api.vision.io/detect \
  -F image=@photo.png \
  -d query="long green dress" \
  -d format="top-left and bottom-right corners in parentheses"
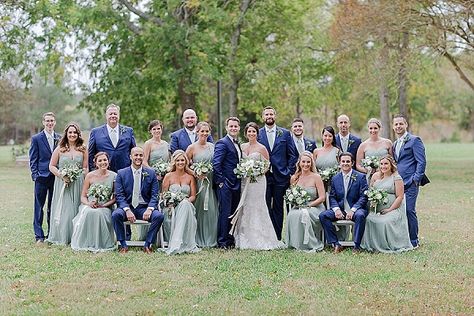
top-left (165, 184), bottom-right (200, 255)
top-left (361, 174), bottom-right (413, 253)
top-left (71, 171), bottom-right (117, 252)
top-left (363, 147), bottom-right (389, 183)
top-left (137, 141), bottom-right (170, 241)
top-left (286, 186), bottom-right (325, 252)
top-left (192, 143), bottom-right (218, 248)
top-left (48, 154), bottom-right (84, 245)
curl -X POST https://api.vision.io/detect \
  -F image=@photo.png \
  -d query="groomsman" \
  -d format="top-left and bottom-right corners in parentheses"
top-left (213, 117), bottom-right (242, 249)
top-left (29, 112), bottom-right (61, 243)
top-left (319, 152), bottom-right (368, 253)
top-left (258, 106), bottom-right (298, 240)
top-left (88, 104), bottom-right (136, 172)
top-left (291, 118), bottom-right (317, 155)
top-left (392, 114), bottom-right (428, 248)
top-left (170, 108), bottom-right (213, 153)
top-left (335, 114), bottom-right (361, 162)
top-left (112, 147), bottom-right (164, 253)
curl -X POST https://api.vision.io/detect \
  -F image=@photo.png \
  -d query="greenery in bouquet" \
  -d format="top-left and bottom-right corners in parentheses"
top-left (318, 165), bottom-right (339, 182)
top-left (151, 159), bottom-right (169, 177)
top-left (59, 163), bottom-right (82, 186)
top-left (364, 187), bottom-right (389, 212)
top-left (162, 190), bottom-right (187, 208)
top-left (233, 157), bottom-right (269, 183)
top-left (191, 161), bottom-right (213, 177)
top-left (284, 185), bottom-right (311, 208)
top-left (87, 183), bottom-right (112, 204)
top-left (361, 156), bottom-right (380, 169)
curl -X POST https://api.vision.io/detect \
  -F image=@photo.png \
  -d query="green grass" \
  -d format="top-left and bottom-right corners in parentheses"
top-left (1, 144), bottom-right (473, 315)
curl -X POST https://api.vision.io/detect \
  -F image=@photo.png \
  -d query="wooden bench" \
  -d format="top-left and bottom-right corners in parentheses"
top-left (332, 220), bottom-right (355, 247)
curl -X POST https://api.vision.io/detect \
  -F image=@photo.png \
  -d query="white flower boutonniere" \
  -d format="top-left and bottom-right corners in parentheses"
top-left (142, 171), bottom-right (149, 180)
top-left (348, 139), bottom-right (355, 146)
top-left (119, 126), bottom-right (127, 135)
top-left (276, 129), bottom-right (283, 137)
top-left (350, 174), bottom-right (357, 182)
top-left (305, 140), bottom-right (313, 149)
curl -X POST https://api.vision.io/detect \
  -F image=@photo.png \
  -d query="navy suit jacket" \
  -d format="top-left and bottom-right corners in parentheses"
top-left (88, 124), bottom-right (136, 172)
top-left (29, 131), bottom-right (61, 181)
top-left (293, 136), bottom-right (317, 154)
top-left (115, 166), bottom-right (159, 210)
top-left (329, 170), bottom-right (368, 212)
top-left (212, 136), bottom-right (241, 191)
top-left (170, 128), bottom-right (213, 153)
top-left (335, 133), bottom-right (361, 159)
top-left (258, 126), bottom-right (298, 183)
top-left (393, 133), bottom-right (427, 187)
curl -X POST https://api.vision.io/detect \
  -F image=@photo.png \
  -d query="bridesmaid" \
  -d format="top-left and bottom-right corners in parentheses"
top-left (139, 120), bottom-right (170, 241)
top-left (361, 155), bottom-right (413, 253)
top-left (162, 150), bottom-right (200, 255)
top-left (313, 126), bottom-right (340, 172)
top-left (186, 122), bottom-right (218, 248)
top-left (71, 152), bottom-right (116, 252)
top-left (286, 151), bottom-right (326, 252)
top-left (48, 123), bottom-right (88, 245)
top-left (356, 118), bottom-right (393, 174)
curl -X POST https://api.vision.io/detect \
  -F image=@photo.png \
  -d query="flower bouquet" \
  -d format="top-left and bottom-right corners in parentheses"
top-left (162, 190), bottom-right (187, 208)
top-left (234, 158), bottom-right (269, 183)
top-left (191, 161), bottom-right (213, 177)
top-left (284, 185), bottom-right (311, 208)
top-left (151, 159), bottom-right (169, 177)
top-left (318, 165), bottom-right (339, 182)
top-left (364, 187), bottom-right (389, 213)
top-left (59, 163), bottom-right (82, 186)
top-left (87, 183), bottom-right (112, 204)
top-left (361, 156), bottom-right (380, 170)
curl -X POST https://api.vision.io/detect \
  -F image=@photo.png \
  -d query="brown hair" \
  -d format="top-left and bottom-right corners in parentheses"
top-left (196, 121), bottom-right (211, 132)
top-left (148, 120), bottom-right (163, 131)
top-left (59, 122), bottom-right (86, 153)
top-left (244, 122), bottom-right (259, 137)
top-left (225, 117), bottom-right (240, 126)
top-left (379, 154), bottom-right (397, 176)
top-left (367, 118), bottom-right (382, 128)
top-left (42, 112), bottom-right (55, 120)
top-left (93, 152), bottom-right (110, 168)
top-left (262, 106), bottom-right (276, 116)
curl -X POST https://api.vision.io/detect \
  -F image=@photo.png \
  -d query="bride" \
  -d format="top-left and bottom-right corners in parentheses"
top-left (230, 122), bottom-right (284, 250)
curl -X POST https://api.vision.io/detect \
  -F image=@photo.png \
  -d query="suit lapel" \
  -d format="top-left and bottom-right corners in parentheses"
top-left (40, 132), bottom-right (52, 154)
top-left (259, 128), bottom-right (271, 153)
top-left (102, 125), bottom-right (114, 147)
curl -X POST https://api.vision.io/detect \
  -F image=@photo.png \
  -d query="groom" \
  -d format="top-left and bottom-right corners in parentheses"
top-left (213, 117), bottom-right (242, 249)
top-left (392, 114), bottom-right (428, 248)
top-left (112, 147), bottom-right (164, 253)
top-left (258, 106), bottom-right (298, 240)
top-left (319, 152), bottom-right (368, 253)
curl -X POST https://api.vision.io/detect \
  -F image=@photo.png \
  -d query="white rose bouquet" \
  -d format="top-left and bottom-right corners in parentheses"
top-left (361, 156), bottom-right (380, 170)
top-left (234, 158), bottom-right (269, 183)
top-left (365, 187), bottom-right (389, 213)
top-left (191, 161), bottom-right (213, 177)
top-left (59, 163), bottom-right (83, 187)
top-left (318, 166), bottom-right (339, 182)
top-left (151, 159), bottom-right (169, 177)
top-left (87, 183), bottom-right (112, 204)
top-left (284, 185), bottom-right (311, 208)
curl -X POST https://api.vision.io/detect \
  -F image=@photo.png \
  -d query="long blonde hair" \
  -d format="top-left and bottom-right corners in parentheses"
top-left (168, 150), bottom-right (193, 175)
top-left (293, 151), bottom-right (316, 183)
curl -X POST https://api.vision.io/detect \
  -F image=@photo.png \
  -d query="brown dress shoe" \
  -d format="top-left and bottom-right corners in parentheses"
top-left (119, 247), bottom-right (129, 254)
top-left (334, 245), bottom-right (344, 254)
top-left (143, 246), bottom-right (153, 254)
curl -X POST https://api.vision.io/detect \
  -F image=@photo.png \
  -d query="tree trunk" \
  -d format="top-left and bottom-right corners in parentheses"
top-left (398, 31), bottom-right (409, 122)
top-left (378, 43), bottom-right (390, 139)
top-left (229, 75), bottom-right (239, 117)
top-left (177, 77), bottom-right (197, 112)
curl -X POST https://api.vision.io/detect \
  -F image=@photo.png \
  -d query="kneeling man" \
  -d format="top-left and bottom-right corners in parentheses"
top-left (112, 147), bottom-right (164, 253)
top-left (319, 152), bottom-right (368, 253)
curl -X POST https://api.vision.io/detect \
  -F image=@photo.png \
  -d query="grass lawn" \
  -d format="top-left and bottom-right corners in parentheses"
top-left (0, 143), bottom-right (473, 315)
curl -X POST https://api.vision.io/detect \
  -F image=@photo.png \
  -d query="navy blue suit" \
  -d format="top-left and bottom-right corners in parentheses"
top-left (335, 133), bottom-right (361, 162)
top-left (319, 170), bottom-right (368, 248)
top-left (88, 124), bottom-right (136, 172)
top-left (29, 130), bottom-right (60, 240)
top-left (258, 126), bottom-right (298, 240)
top-left (213, 135), bottom-right (241, 247)
top-left (112, 166), bottom-right (164, 247)
top-left (170, 128), bottom-right (213, 153)
top-left (293, 136), bottom-right (317, 155)
top-left (393, 133), bottom-right (427, 246)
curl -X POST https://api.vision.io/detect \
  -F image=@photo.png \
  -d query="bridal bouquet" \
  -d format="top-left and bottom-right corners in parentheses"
top-left (234, 158), bottom-right (269, 183)
top-left (318, 165), bottom-right (339, 182)
top-left (284, 185), bottom-right (311, 208)
top-left (151, 159), bottom-right (169, 177)
top-left (87, 183), bottom-right (112, 204)
top-left (59, 163), bottom-right (82, 186)
top-left (365, 187), bottom-right (389, 213)
top-left (361, 156), bottom-right (380, 170)
top-left (162, 190), bottom-right (187, 208)
top-left (191, 161), bottom-right (213, 177)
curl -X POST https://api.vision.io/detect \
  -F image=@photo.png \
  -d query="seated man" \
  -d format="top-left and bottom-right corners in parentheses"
top-left (319, 152), bottom-right (368, 253)
top-left (112, 147), bottom-right (164, 253)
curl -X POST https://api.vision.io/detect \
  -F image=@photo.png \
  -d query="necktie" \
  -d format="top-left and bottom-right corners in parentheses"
top-left (342, 137), bottom-right (348, 152)
top-left (47, 135), bottom-right (54, 152)
top-left (297, 138), bottom-right (304, 154)
top-left (132, 170), bottom-right (140, 208)
top-left (395, 138), bottom-right (403, 158)
top-left (343, 174), bottom-right (350, 212)
top-left (110, 129), bottom-right (118, 148)
top-left (268, 130), bottom-right (275, 151)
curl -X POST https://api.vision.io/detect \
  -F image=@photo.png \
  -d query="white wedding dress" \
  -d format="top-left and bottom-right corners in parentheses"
top-left (230, 152), bottom-right (284, 250)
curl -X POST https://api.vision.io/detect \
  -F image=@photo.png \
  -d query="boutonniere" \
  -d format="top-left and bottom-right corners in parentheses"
top-left (142, 171), bottom-right (149, 180)
top-left (119, 126), bottom-right (127, 135)
top-left (348, 139), bottom-right (355, 146)
top-left (350, 174), bottom-right (357, 182)
top-left (305, 140), bottom-right (313, 148)
top-left (276, 129), bottom-right (283, 137)
top-left (403, 134), bottom-right (410, 143)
